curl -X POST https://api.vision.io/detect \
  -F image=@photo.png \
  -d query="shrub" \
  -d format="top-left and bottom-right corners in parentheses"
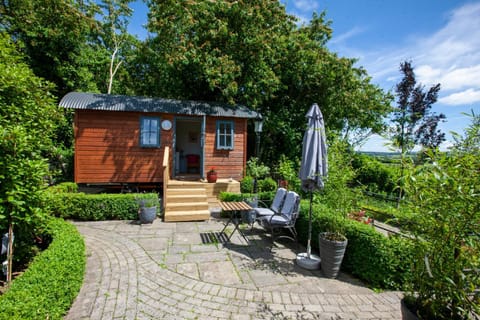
top-left (275, 155), bottom-right (300, 192)
top-left (352, 153), bottom-right (399, 195)
top-left (257, 177), bottom-right (277, 192)
top-left (48, 182), bottom-right (78, 194)
top-left (240, 176), bottom-right (254, 193)
top-left (246, 157), bottom-right (270, 179)
top-left (402, 147), bottom-right (480, 319)
top-left (219, 191), bottom-right (275, 204)
top-left (46, 192), bottom-right (159, 221)
top-left (296, 201), bottom-right (413, 289)
top-left (0, 218), bottom-right (85, 319)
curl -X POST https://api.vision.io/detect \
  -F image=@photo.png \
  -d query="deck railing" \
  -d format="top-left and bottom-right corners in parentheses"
top-left (162, 146), bottom-right (170, 212)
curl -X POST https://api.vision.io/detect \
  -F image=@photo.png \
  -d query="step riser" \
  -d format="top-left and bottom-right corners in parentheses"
top-left (166, 204), bottom-right (209, 212)
top-left (164, 211), bottom-right (211, 222)
top-left (168, 197), bottom-right (208, 204)
top-left (164, 181), bottom-right (210, 222)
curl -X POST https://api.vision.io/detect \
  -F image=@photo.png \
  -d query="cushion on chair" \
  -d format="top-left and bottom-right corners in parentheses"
top-left (279, 191), bottom-right (299, 218)
top-left (254, 207), bottom-right (275, 217)
top-left (263, 214), bottom-right (290, 226)
top-left (270, 188), bottom-right (287, 213)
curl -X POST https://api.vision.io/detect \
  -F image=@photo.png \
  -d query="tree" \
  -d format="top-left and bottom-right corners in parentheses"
top-left (0, 0), bottom-right (102, 96)
top-left (95, 0), bottom-right (139, 94)
top-left (143, 0), bottom-right (392, 163)
top-left (0, 33), bottom-right (59, 283)
top-left (391, 61), bottom-right (445, 152)
top-left (390, 61), bottom-right (445, 206)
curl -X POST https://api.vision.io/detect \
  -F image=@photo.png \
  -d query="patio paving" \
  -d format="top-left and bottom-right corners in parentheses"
top-left (65, 217), bottom-right (403, 319)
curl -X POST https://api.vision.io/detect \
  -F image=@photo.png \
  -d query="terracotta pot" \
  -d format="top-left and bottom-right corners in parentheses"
top-left (207, 171), bottom-right (217, 183)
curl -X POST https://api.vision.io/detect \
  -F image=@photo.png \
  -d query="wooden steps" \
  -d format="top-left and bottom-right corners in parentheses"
top-left (164, 181), bottom-right (210, 222)
top-left (163, 179), bottom-right (242, 222)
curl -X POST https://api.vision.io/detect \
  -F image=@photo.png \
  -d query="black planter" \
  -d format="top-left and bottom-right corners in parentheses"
top-left (401, 298), bottom-right (419, 320)
top-left (318, 232), bottom-right (348, 278)
top-left (139, 206), bottom-right (157, 224)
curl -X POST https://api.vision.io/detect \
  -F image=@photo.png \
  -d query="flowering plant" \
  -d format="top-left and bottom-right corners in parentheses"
top-left (348, 210), bottom-right (373, 225)
top-left (208, 167), bottom-right (216, 173)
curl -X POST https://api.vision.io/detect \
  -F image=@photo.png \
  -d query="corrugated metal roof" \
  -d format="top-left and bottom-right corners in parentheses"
top-left (59, 92), bottom-right (261, 119)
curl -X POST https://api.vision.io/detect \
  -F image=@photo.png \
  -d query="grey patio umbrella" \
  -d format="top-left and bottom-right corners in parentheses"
top-left (296, 103), bottom-right (328, 270)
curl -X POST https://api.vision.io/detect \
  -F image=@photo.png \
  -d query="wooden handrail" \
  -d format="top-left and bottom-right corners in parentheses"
top-left (162, 146), bottom-right (170, 212)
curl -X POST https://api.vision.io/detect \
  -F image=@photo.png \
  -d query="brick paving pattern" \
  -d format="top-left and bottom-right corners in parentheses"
top-left (65, 219), bottom-right (403, 319)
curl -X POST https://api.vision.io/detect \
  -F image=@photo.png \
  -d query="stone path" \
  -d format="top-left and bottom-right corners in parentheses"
top-left (65, 219), bottom-right (403, 319)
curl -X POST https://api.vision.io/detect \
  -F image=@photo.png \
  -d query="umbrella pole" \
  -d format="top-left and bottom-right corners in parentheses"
top-left (307, 191), bottom-right (313, 259)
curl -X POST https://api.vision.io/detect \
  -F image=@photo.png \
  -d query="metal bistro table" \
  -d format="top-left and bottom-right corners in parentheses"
top-left (220, 201), bottom-right (253, 243)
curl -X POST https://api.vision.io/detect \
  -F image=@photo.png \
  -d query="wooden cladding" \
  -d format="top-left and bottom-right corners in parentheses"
top-left (73, 110), bottom-right (248, 184)
top-left (74, 110), bottom-right (173, 183)
top-left (203, 117), bottom-right (247, 181)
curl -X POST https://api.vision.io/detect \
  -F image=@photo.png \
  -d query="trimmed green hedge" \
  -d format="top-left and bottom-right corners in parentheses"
top-left (296, 201), bottom-right (414, 289)
top-left (46, 192), bottom-right (159, 221)
top-left (0, 218), bottom-right (85, 319)
top-left (219, 191), bottom-right (275, 204)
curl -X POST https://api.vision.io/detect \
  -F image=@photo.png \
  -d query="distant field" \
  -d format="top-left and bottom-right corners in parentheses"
top-left (356, 151), bottom-right (418, 164)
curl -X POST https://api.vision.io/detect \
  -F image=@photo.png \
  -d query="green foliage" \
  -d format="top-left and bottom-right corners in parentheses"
top-left (0, 1), bottom-right (102, 96)
top-left (48, 145), bottom-right (75, 183)
top-left (135, 194), bottom-right (160, 208)
top-left (219, 191), bottom-right (275, 204)
top-left (403, 141), bottom-right (480, 318)
top-left (313, 138), bottom-right (361, 223)
top-left (275, 155), bottom-right (300, 192)
top-left (240, 176), bottom-right (255, 194)
top-left (246, 157), bottom-right (270, 179)
top-left (0, 218), bottom-right (85, 320)
top-left (46, 192), bottom-right (158, 221)
top-left (296, 201), bottom-right (413, 289)
top-left (352, 153), bottom-right (399, 195)
top-left (257, 177), bottom-right (277, 193)
top-left (143, 1), bottom-right (391, 164)
top-left (0, 126), bottom-right (51, 233)
top-left (359, 200), bottom-right (418, 230)
top-left (48, 182), bottom-right (79, 194)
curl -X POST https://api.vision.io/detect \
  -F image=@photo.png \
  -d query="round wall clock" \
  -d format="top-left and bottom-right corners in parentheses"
top-left (161, 120), bottom-right (172, 130)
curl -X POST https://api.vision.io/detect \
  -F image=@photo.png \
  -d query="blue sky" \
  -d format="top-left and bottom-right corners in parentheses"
top-left (128, 0), bottom-right (480, 152)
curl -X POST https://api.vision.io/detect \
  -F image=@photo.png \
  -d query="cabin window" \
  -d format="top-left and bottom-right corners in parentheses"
top-left (216, 120), bottom-right (234, 150)
top-left (140, 116), bottom-right (160, 147)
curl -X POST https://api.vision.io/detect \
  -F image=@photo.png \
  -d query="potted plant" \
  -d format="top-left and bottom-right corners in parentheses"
top-left (136, 196), bottom-right (158, 224)
top-left (318, 215), bottom-right (348, 279)
top-left (206, 167), bottom-right (217, 183)
top-left (401, 146), bottom-right (480, 319)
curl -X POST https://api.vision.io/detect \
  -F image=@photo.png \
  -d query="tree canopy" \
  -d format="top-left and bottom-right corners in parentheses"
top-left (142, 0), bottom-right (392, 161)
top-left (391, 61), bottom-right (446, 153)
top-left (1, 0), bottom-right (393, 163)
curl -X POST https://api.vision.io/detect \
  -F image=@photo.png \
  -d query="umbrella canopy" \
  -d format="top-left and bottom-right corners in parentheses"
top-left (297, 103), bottom-right (328, 265)
top-left (299, 103), bottom-right (328, 192)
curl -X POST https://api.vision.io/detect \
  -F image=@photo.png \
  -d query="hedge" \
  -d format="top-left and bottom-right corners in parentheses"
top-left (0, 218), bottom-right (85, 319)
top-left (46, 192), bottom-right (159, 221)
top-left (296, 201), bottom-right (414, 290)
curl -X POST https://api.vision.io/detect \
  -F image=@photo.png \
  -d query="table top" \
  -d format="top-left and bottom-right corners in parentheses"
top-left (219, 201), bottom-right (253, 212)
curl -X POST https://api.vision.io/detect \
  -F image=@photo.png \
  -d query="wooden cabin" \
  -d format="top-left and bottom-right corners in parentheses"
top-left (60, 92), bottom-right (261, 221)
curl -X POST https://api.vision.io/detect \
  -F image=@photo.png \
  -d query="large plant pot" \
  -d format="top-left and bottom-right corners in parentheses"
top-left (139, 206), bottom-right (157, 224)
top-left (401, 298), bottom-right (419, 320)
top-left (318, 232), bottom-right (348, 278)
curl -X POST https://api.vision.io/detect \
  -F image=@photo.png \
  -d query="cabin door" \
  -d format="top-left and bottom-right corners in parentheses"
top-left (174, 117), bottom-right (203, 178)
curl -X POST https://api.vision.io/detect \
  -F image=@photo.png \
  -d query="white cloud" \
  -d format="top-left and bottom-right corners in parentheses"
top-left (330, 26), bottom-right (366, 45)
top-left (439, 88), bottom-right (480, 105)
top-left (360, 2), bottom-right (480, 95)
top-left (292, 0), bottom-right (320, 12)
